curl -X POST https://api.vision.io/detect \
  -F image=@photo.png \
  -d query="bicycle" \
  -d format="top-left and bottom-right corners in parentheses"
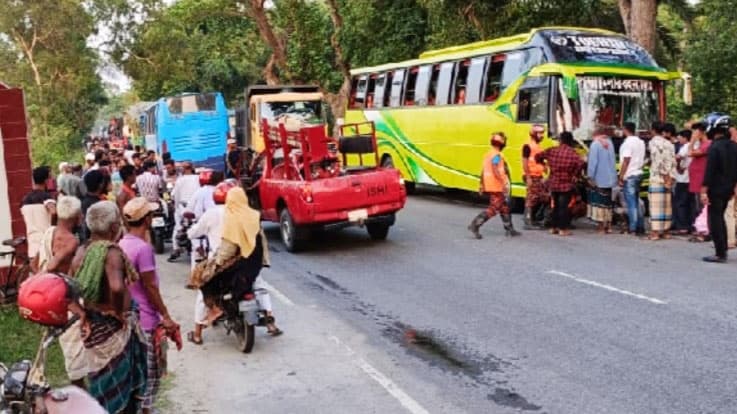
top-left (0, 236), bottom-right (31, 304)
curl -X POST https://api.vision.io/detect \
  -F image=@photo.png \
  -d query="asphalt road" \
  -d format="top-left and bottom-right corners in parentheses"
top-left (161, 191), bottom-right (737, 414)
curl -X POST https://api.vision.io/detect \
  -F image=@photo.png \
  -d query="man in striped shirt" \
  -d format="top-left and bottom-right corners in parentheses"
top-left (135, 160), bottom-right (163, 203)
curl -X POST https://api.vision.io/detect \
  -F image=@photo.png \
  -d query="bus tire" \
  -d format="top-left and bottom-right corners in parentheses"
top-left (279, 208), bottom-right (303, 252)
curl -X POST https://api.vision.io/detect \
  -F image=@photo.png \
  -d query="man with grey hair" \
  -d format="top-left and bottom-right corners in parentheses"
top-left (68, 200), bottom-right (147, 413)
top-left (37, 196), bottom-right (81, 275)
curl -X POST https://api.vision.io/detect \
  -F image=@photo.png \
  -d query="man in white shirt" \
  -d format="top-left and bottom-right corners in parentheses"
top-left (617, 122), bottom-right (647, 234)
top-left (673, 130), bottom-right (693, 233)
top-left (186, 182), bottom-right (226, 344)
top-left (168, 161), bottom-right (201, 262)
top-left (187, 171), bottom-right (223, 220)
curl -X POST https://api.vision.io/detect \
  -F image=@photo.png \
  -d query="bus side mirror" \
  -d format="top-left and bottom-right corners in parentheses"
top-left (682, 73), bottom-right (693, 106)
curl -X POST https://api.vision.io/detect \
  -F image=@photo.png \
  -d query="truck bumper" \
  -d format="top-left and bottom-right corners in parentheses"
top-left (320, 213), bottom-right (396, 232)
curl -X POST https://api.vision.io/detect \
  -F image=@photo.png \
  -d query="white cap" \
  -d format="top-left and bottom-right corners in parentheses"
top-left (58, 161), bottom-right (69, 172)
top-left (85, 153), bottom-right (95, 161)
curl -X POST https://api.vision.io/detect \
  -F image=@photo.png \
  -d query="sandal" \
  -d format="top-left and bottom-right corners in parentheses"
top-left (267, 327), bottom-right (284, 336)
top-left (647, 234), bottom-right (661, 241)
top-left (662, 233), bottom-right (672, 240)
top-left (558, 230), bottom-right (572, 237)
top-left (187, 331), bottom-right (203, 345)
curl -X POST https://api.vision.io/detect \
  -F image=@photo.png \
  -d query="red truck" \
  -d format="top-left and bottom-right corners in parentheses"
top-left (249, 118), bottom-right (406, 251)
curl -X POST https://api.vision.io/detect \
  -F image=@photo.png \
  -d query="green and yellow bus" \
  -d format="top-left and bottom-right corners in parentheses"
top-left (344, 26), bottom-right (683, 199)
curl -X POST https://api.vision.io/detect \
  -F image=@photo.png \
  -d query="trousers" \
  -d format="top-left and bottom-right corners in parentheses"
top-left (551, 191), bottom-right (572, 230)
top-left (708, 195), bottom-right (730, 258)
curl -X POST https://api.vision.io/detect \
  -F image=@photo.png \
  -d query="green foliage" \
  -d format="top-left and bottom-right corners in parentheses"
top-left (0, 306), bottom-right (67, 387)
top-left (0, 0), bottom-right (105, 168)
top-left (683, 0), bottom-right (737, 118)
top-left (115, 0), bottom-right (268, 105)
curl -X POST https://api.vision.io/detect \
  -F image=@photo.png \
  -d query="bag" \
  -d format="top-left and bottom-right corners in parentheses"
top-left (188, 255), bottom-right (239, 289)
top-left (694, 206), bottom-right (709, 235)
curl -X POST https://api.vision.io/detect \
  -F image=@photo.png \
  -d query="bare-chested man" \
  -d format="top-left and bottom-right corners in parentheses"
top-left (65, 201), bottom-right (147, 414)
top-left (37, 196), bottom-right (81, 275)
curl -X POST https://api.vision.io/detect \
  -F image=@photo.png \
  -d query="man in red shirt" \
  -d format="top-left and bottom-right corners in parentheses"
top-left (535, 132), bottom-right (584, 236)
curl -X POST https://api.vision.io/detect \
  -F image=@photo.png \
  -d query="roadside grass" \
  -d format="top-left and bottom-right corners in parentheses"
top-left (155, 372), bottom-right (175, 413)
top-left (0, 305), bottom-right (68, 386)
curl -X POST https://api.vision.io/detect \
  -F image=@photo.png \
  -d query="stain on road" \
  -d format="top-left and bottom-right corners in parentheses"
top-left (487, 387), bottom-right (542, 411)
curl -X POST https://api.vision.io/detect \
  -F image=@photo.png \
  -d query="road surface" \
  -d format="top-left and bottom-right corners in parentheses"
top-left (160, 191), bottom-right (737, 413)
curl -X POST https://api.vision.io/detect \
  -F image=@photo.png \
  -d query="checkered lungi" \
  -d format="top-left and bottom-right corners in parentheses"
top-left (141, 330), bottom-right (164, 409)
top-left (649, 185), bottom-right (672, 232)
top-left (486, 192), bottom-right (510, 217)
top-left (525, 176), bottom-right (548, 209)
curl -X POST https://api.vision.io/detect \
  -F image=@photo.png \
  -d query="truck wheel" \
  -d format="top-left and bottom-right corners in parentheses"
top-left (279, 208), bottom-right (303, 252)
top-left (367, 222), bottom-right (390, 240)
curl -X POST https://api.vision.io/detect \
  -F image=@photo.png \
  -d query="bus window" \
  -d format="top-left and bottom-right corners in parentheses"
top-left (382, 72), bottom-right (393, 107)
top-left (484, 54), bottom-right (505, 102)
top-left (436, 62), bottom-right (454, 105)
top-left (453, 60), bottom-right (470, 104)
top-left (414, 65), bottom-right (432, 106)
top-left (374, 73), bottom-right (386, 108)
top-left (502, 48), bottom-right (545, 89)
top-left (403, 67), bottom-right (419, 106)
top-left (355, 75), bottom-right (368, 107)
top-left (465, 56), bottom-right (487, 104)
top-left (366, 75), bottom-right (377, 108)
top-left (390, 69), bottom-right (405, 107)
top-left (349, 77), bottom-right (359, 108)
top-left (516, 76), bottom-right (551, 124)
top-left (428, 65), bottom-right (440, 105)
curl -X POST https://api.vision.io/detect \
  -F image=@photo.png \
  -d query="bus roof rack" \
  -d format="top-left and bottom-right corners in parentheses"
top-left (246, 85), bottom-right (320, 101)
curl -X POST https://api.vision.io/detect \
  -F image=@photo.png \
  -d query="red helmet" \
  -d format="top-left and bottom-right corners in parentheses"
top-left (213, 180), bottom-right (237, 204)
top-left (17, 273), bottom-right (72, 326)
top-left (199, 169), bottom-right (213, 186)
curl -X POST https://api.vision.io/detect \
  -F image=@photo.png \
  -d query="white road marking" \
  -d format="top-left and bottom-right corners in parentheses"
top-left (547, 270), bottom-right (667, 305)
top-left (329, 336), bottom-right (431, 414)
top-left (258, 279), bottom-right (295, 307)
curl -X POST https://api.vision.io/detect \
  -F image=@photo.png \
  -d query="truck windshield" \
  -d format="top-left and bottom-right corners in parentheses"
top-left (556, 77), bottom-right (660, 141)
top-left (260, 100), bottom-right (324, 125)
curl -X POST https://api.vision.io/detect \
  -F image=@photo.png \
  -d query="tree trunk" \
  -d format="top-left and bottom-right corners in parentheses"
top-left (618, 0), bottom-right (658, 54)
top-left (618, 0), bottom-right (632, 37)
top-left (325, 0), bottom-right (351, 135)
top-left (246, 0), bottom-right (286, 85)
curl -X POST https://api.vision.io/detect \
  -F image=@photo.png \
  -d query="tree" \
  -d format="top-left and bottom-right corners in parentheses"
top-left (683, 0), bottom-right (737, 117)
top-left (0, 0), bottom-right (106, 166)
top-left (113, 0), bottom-right (268, 103)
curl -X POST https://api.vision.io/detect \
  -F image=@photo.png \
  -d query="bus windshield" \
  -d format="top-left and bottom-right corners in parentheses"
top-left (167, 93), bottom-right (217, 114)
top-left (557, 77), bottom-right (660, 141)
top-left (260, 100), bottom-right (324, 125)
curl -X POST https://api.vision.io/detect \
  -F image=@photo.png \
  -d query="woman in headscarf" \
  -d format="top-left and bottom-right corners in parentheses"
top-left (199, 185), bottom-right (281, 336)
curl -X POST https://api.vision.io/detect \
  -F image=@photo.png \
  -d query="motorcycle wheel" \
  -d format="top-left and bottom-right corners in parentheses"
top-left (153, 231), bottom-right (165, 255)
top-left (234, 315), bottom-right (256, 353)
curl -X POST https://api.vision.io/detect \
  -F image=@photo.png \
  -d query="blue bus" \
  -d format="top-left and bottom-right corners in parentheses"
top-left (141, 92), bottom-right (229, 171)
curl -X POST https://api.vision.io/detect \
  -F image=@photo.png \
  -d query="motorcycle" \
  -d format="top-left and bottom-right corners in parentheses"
top-left (218, 288), bottom-right (275, 354)
top-left (0, 316), bottom-right (106, 414)
top-left (175, 212), bottom-right (196, 258)
top-left (150, 201), bottom-right (169, 255)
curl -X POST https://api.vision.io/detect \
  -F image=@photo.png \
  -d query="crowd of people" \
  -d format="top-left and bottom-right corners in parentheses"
top-left (469, 114), bottom-right (737, 263)
top-left (17, 136), bottom-right (280, 413)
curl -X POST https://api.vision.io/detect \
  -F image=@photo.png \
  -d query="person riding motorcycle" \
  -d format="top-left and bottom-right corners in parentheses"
top-left (186, 180), bottom-right (282, 345)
